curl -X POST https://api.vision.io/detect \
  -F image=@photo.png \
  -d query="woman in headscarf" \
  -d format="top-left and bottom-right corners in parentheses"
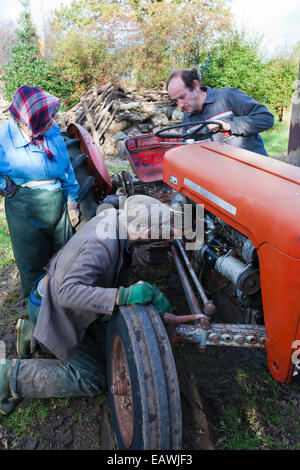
top-left (0, 86), bottom-right (80, 300)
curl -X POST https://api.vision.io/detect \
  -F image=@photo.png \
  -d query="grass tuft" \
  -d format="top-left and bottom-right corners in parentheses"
top-left (261, 121), bottom-right (289, 157)
top-left (0, 200), bottom-right (14, 269)
top-left (2, 400), bottom-right (49, 440)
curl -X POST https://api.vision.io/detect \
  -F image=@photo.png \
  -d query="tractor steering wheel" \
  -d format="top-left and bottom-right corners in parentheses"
top-left (155, 120), bottom-right (226, 141)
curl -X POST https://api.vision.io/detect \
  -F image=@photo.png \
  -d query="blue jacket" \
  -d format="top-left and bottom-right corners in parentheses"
top-left (182, 87), bottom-right (274, 156)
top-left (0, 119), bottom-right (79, 205)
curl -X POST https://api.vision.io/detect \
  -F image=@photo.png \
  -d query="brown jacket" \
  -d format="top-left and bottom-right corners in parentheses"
top-left (34, 209), bottom-right (128, 361)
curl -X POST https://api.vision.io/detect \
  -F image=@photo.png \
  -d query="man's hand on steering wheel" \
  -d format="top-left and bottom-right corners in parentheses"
top-left (207, 120), bottom-right (231, 133)
top-left (155, 120), bottom-right (231, 141)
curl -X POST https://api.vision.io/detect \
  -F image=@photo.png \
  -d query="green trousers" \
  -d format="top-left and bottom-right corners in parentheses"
top-left (5, 186), bottom-right (73, 299)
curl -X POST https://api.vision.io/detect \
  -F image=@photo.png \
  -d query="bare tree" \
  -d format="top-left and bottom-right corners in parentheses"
top-left (0, 20), bottom-right (17, 70)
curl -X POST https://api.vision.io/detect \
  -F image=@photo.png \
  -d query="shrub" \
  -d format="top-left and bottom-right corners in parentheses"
top-left (201, 31), bottom-right (297, 120)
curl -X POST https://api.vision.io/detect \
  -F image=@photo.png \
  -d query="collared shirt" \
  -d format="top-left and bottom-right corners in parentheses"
top-left (0, 118), bottom-right (79, 205)
top-left (181, 86), bottom-right (274, 156)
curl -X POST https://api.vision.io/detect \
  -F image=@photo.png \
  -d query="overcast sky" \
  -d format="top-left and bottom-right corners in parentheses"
top-left (231, 0), bottom-right (300, 56)
top-left (0, 0), bottom-right (70, 28)
top-left (0, 0), bottom-right (68, 18)
top-left (1, 0), bottom-right (300, 57)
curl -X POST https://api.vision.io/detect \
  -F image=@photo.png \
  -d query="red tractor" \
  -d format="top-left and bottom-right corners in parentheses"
top-left (64, 120), bottom-right (300, 450)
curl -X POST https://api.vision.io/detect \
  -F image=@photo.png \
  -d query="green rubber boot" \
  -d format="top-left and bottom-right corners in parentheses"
top-left (16, 319), bottom-right (36, 359)
top-left (0, 360), bottom-right (18, 415)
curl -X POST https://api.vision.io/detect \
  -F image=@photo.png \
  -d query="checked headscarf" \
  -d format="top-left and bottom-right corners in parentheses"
top-left (7, 86), bottom-right (61, 161)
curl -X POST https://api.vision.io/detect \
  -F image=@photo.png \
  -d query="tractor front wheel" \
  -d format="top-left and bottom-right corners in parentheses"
top-left (107, 304), bottom-right (182, 450)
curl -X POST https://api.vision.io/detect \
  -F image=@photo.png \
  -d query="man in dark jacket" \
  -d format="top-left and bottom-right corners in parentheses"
top-left (0, 195), bottom-right (173, 415)
top-left (167, 67), bottom-right (274, 156)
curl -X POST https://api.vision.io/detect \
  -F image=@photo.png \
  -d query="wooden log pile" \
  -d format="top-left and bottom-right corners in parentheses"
top-left (55, 81), bottom-right (183, 159)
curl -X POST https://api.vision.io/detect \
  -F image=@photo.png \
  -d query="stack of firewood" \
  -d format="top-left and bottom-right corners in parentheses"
top-left (56, 81), bottom-right (182, 159)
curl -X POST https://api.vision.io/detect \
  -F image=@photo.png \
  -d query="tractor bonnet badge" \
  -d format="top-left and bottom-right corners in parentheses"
top-left (169, 175), bottom-right (178, 186)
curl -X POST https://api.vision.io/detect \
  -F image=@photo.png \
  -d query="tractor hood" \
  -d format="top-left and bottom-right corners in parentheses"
top-left (163, 141), bottom-right (300, 259)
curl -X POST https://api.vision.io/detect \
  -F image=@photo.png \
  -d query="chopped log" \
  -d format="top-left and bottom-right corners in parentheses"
top-left (98, 107), bottom-right (118, 142)
top-left (95, 100), bottom-right (115, 130)
top-left (82, 102), bottom-right (100, 142)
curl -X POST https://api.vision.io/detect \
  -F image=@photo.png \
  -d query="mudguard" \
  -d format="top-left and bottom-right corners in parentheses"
top-left (67, 123), bottom-right (112, 202)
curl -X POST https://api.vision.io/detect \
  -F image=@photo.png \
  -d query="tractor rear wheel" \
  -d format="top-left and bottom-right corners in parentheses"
top-left (107, 304), bottom-right (182, 450)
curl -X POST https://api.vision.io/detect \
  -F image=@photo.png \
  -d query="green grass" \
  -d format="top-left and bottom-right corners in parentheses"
top-left (3, 400), bottom-right (49, 440)
top-left (220, 407), bottom-right (261, 450)
top-left (50, 397), bottom-right (70, 408)
top-left (0, 199), bottom-right (14, 268)
top-left (106, 161), bottom-right (131, 174)
top-left (97, 394), bottom-right (107, 406)
top-left (217, 358), bottom-right (300, 450)
top-left (261, 121), bottom-right (289, 157)
top-left (176, 342), bottom-right (300, 451)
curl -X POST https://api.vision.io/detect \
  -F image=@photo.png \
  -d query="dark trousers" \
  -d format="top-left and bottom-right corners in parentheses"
top-left (13, 286), bottom-right (108, 399)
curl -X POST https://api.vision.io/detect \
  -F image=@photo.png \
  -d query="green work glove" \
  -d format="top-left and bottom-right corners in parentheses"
top-left (118, 281), bottom-right (155, 306)
top-left (151, 285), bottom-right (172, 315)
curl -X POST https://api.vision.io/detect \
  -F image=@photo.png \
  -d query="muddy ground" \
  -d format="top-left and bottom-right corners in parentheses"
top-left (0, 254), bottom-right (299, 452)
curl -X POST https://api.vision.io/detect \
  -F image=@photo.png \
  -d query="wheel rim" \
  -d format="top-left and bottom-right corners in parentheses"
top-left (110, 333), bottom-right (134, 448)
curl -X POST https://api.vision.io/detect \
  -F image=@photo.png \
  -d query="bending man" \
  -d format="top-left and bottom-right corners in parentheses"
top-left (0, 195), bottom-right (172, 415)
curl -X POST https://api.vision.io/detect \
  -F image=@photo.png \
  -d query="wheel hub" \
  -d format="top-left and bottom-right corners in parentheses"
top-left (110, 334), bottom-right (134, 448)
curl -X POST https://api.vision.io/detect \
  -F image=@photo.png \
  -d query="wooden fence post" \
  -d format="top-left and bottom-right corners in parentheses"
top-left (287, 59), bottom-right (300, 166)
